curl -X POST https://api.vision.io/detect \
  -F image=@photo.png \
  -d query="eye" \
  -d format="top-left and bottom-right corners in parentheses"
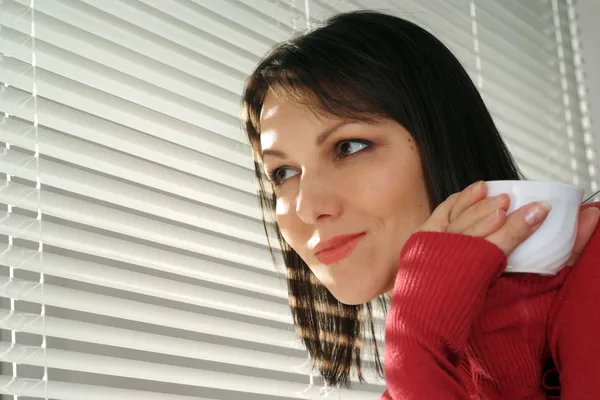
top-left (335, 140), bottom-right (371, 159)
top-left (265, 139), bottom-right (371, 186)
top-left (268, 167), bottom-right (299, 186)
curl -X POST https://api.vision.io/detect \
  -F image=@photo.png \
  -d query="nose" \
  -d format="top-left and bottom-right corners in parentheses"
top-left (295, 172), bottom-right (342, 225)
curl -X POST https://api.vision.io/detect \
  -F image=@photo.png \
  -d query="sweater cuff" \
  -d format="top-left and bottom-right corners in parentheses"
top-left (390, 231), bottom-right (507, 350)
top-left (399, 231), bottom-right (507, 284)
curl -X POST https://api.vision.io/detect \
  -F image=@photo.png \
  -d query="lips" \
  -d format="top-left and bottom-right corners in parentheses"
top-left (314, 233), bottom-right (365, 265)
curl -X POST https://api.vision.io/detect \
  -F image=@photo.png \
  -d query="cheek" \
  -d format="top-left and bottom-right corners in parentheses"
top-left (275, 197), bottom-right (290, 216)
top-left (275, 197), bottom-right (310, 252)
top-left (275, 198), bottom-right (293, 240)
top-left (353, 153), bottom-right (429, 219)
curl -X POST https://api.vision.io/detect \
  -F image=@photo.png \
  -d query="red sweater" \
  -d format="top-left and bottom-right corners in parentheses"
top-left (382, 203), bottom-right (600, 399)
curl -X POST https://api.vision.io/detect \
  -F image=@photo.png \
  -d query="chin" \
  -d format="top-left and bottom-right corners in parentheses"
top-left (331, 286), bottom-right (382, 306)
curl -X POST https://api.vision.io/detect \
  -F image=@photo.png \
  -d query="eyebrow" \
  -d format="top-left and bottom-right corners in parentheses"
top-left (261, 121), bottom-right (350, 159)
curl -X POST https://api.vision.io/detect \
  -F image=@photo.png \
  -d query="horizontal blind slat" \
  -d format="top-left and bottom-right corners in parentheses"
top-left (79, 0), bottom-right (261, 71)
top-left (11, 0), bottom-right (248, 93)
top-left (137, 0), bottom-right (277, 57)
top-left (0, 16), bottom-right (243, 119)
top-left (0, 376), bottom-right (212, 400)
top-left (0, 130), bottom-right (260, 221)
top-left (0, 90), bottom-right (255, 196)
top-left (0, 148), bottom-right (262, 248)
top-left (0, 245), bottom-right (288, 326)
top-left (0, 242), bottom-right (290, 324)
top-left (476, 18), bottom-right (559, 76)
top-left (476, 0), bottom-right (556, 48)
top-left (480, 58), bottom-right (562, 102)
top-left (0, 308), bottom-right (381, 384)
top-left (0, 70), bottom-right (254, 172)
top-left (0, 99), bottom-right (256, 194)
top-left (0, 276), bottom-right (298, 349)
top-left (0, 343), bottom-right (317, 398)
top-left (493, 115), bottom-right (588, 163)
top-left (0, 133), bottom-right (266, 243)
top-left (0, 159), bottom-right (272, 271)
top-left (483, 78), bottom-right (562, 116)
top-left (487, 99), bottom-right (568, 144)
top-left (0, 214), bottom-right (284, 296)
top-left (0, 310), bottom-right (304, 375)
top-left (0, 38), bottom-right (245, 145)
top-left (200, 0), bottom-right (294, 40)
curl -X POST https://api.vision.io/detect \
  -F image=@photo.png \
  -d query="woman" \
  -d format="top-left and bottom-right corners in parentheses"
top-left (241, 10), bottom-right (600, 399)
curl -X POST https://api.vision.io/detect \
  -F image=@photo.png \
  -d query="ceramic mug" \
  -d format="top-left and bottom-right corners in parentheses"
top-left (485, 180), bottom-right (583, 275)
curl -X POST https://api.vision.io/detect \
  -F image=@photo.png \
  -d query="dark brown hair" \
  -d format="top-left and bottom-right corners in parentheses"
top-left (242, 10), bottom-right (522, 388)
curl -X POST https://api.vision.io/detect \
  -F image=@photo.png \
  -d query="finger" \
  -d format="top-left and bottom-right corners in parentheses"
top-left (447, 194), bottom-right (509, 234)
top-left (565, 207), bottom-right (600, 266)
top-left (420, 192), bottom-right (460, 232)
top-left (448, 181), bottom-right (488, 223)
top-left (486, 201), bottom-right (552, 255)
top-left (460, 207), bottom-right (507, 237)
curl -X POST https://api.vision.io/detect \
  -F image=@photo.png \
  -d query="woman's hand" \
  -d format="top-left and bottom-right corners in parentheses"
top-left (420, 180), bottom-right (550, 256)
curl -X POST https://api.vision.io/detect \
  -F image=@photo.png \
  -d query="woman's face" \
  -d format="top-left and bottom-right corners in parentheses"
top-left (260, 91), bottom-right (431, 304)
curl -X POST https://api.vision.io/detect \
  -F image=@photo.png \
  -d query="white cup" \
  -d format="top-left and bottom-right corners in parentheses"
top-left (485, 180), bottom-right (584, 275)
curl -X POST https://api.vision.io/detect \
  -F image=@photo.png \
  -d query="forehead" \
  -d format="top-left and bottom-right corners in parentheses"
top-left (259, 92), bottom-right (324, 148)
top-left (260, 91), bottom-right (314, 126)
top-left (260, 92), bottom-right (280, 123)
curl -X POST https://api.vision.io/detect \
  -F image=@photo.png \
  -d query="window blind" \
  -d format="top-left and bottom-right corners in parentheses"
top-left (0, 1), bottom-right (595, 399)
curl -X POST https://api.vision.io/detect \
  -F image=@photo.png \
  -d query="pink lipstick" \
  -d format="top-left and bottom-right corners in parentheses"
top-left (314, 233), bottom-right (365, 265)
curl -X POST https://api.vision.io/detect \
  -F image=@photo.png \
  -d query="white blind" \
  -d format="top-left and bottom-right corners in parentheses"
top-left (0, 1), bottom-right (595, 399)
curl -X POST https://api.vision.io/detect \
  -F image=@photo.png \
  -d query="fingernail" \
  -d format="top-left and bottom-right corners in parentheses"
top-left (524, 201), bottom-right (552, 226)
top-left (471, 181), bottom-right (483, 193)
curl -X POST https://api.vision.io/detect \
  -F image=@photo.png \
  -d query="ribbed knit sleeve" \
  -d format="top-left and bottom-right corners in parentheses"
top-left (547, 203), bottom-right (600, 399)
top-left (466, 271), bottom-right (566, 400)
top-left (381, 231), bottom-right (507, 399)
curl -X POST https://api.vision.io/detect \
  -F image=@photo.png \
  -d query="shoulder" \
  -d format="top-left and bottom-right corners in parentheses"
top-left (548, 202), bottom-right (600, 347)
top-left (545, 202), bottom-right (600, 393)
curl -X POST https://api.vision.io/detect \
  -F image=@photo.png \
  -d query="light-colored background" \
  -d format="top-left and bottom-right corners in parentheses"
top-left (578, 0), bottom-right (600, 159)
top-left (0, 1), bottom-right (598, 399)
